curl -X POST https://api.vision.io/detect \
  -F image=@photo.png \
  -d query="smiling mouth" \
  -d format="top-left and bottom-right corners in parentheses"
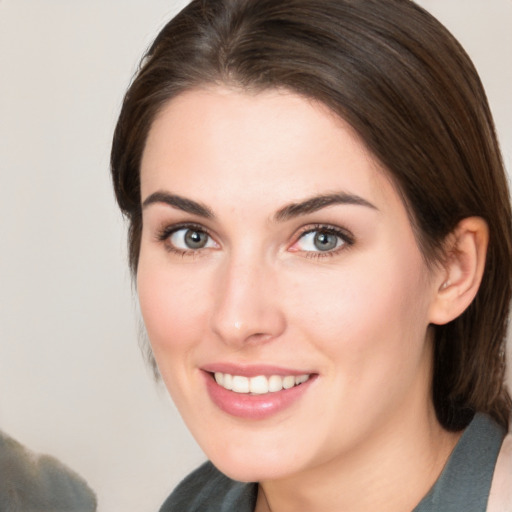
top-left (212, 372), bottom-right (312, 395)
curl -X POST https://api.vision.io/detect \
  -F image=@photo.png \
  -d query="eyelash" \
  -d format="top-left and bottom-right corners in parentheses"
top-left (156, 223), bottom-right (215, 257)
top-left (293, 224), bottom-right (355, 259)
top-left (155, 222), bottom-right (355, 258)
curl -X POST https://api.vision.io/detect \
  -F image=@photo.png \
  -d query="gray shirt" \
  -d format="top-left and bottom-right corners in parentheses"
top-left (160, 413), bottom-right (505, 511)
top-left (0, 430), bottom-right (97, 512)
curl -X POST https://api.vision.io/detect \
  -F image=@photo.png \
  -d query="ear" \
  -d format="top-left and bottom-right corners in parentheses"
top-left (428, 217), bottom-right (489, 325)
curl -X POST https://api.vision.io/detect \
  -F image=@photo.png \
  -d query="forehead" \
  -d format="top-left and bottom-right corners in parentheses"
top-left (140, 86), bottom-right (398, 215)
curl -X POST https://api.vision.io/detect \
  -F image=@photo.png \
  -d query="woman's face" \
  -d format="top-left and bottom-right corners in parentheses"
top-left (138, 87), bottom-right (443, 482)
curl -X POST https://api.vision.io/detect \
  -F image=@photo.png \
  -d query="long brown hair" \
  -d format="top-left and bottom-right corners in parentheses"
top-left (111, 0), bottom-right (512, 430)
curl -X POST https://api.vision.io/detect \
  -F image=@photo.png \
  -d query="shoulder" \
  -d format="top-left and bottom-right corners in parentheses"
top-left (0, 430), bottom-right (97, 512)
top-left (487, 430), bottom-right (512, 512)
top-left (159, 461), bottom-right (257, 512)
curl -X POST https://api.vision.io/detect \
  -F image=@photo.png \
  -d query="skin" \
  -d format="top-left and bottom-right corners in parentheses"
top-left (138, 87), bottom-right (466, 512)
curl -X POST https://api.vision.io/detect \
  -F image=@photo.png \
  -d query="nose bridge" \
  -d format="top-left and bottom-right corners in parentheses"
top-left (210, 248), bottom-right (285, 346)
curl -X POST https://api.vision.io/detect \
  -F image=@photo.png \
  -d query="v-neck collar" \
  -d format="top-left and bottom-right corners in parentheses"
top-left (413, 413), bottom-right (505, 512)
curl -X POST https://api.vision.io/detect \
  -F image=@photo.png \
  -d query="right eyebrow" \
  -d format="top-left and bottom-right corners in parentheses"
top-left (142, 191), bottom-right (214, 219)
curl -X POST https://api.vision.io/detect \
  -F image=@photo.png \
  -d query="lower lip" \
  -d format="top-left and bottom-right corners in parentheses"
top-left (204, 372), bottom-right (316, 420)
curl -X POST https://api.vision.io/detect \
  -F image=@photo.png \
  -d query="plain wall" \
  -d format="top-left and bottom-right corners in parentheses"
top-left (0, 1), bottom-right (510, 511)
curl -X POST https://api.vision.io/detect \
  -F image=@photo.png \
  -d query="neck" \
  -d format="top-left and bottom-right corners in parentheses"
top-left (255, 402), bottom-right (461, 512)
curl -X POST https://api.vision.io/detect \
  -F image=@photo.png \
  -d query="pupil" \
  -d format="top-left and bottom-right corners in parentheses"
top-left (314, 232), bottom-right (337, 251)
top-left (185, 230), bottom-right (207, 249)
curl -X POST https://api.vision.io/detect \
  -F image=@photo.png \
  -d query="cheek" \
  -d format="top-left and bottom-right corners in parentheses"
top-left (136, 259), bottom-right (209, 357)
top-left (287, 250), bottom-right (431, 372)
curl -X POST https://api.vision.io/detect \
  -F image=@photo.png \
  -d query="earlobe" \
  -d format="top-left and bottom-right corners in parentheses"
top-left (428, 217), bottom-right (489, 325)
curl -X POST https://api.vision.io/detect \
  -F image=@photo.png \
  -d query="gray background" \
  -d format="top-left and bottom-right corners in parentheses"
top-left (0, 1), bottom-right (510, 510)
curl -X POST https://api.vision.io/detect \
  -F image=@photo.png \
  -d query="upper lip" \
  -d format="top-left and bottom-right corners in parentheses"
top-left (201, 363), bottom-right (314, 378)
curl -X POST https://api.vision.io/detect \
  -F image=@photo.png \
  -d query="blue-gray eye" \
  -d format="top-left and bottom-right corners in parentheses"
top-left (296, 229), bottom-right (345, 252)
top-left (169, 228), bottom-right (214, 250)
top-left (313, 231), bottom-right (339, 251)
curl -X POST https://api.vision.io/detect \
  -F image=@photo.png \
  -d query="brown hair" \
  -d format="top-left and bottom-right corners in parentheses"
top-left (111, 0), bottom-right (512, 430)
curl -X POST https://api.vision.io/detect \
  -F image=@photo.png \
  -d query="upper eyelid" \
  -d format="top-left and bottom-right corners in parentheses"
top-left (157, 221), bottom-right (211, 235)
top-left (155, 222), bottom-right (215, 246)
top-left (295, 224), bottom-right (354, 242)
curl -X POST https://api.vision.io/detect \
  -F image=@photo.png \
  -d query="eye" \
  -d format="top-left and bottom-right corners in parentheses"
top-left (164, 226), bottom-right (217, 251)
top-left (292, 226), bottom-right (353, 254)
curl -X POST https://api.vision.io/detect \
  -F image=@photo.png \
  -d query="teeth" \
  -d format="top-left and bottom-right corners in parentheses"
top-left (232, 375), bottom-right (250, 393)
top-left (268, 375), bottom-right (282, 392)
top-left (295, 374), bottom-right (309, 385)
top-left (282, 376), bottom-right (295, 389)
top-left (213, 372), bottom-right (310, 394)
top-left (223, 373), bottom-right (233, 390)
top-left (249, 375), bottom-right (268, 394)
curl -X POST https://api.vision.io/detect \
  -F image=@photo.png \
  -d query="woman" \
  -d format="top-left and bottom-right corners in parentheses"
top-left (111, 0), bottom-right (512, 510)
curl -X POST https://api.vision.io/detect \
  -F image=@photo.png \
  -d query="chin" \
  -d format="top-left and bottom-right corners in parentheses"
top-left (202, 437), bottom-right (307, 483)
top-left (213, 457), bottom-right (291, 483)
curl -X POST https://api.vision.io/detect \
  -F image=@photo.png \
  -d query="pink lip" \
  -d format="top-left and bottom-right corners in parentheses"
top-left (202, 367), bottom-right (317, 420)
top-left (202, 363), bottom-right (312, 378)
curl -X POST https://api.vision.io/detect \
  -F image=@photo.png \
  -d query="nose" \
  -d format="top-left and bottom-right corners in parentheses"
top-left (210, 254), bottom-right (286, 347)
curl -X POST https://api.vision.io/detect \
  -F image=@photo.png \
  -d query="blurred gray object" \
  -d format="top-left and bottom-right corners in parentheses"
top-left (0, 431), bottom-right (97, 512)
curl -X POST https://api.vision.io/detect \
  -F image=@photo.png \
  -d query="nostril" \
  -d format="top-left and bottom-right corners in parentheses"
top-left (245, 332), bottom-right (274, 344)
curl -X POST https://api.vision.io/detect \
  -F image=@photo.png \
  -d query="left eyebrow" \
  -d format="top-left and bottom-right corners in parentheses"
top-left (274, 192), bottom-right (378, 222)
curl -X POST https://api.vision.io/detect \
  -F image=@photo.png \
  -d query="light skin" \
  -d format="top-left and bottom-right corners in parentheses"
top-left (137, 86), bottom-right (488, 512)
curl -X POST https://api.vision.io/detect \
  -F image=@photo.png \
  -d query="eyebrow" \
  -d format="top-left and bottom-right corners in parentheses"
top-left (274, 192), bottom-right (377, 222)
top-left (141, 190), bottom-right (377, 221)
top-left (142, 191), bottom-right (214, 218)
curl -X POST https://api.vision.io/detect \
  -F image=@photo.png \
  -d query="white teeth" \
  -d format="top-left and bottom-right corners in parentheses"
top-left (232, 375), bottom-right (250, 393)
top-left (282, 375), bottom-right (295, 389)
top-left (295, 374), bottom-right (309, 385)
top-left (249, 375), bottom-right (269, 394)
top-left (223, 373), bottom-right (233, 390)
top-left (268, 375), bottom-right (283, 392)
top-left (213, 372), bottom-right (311, 394)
